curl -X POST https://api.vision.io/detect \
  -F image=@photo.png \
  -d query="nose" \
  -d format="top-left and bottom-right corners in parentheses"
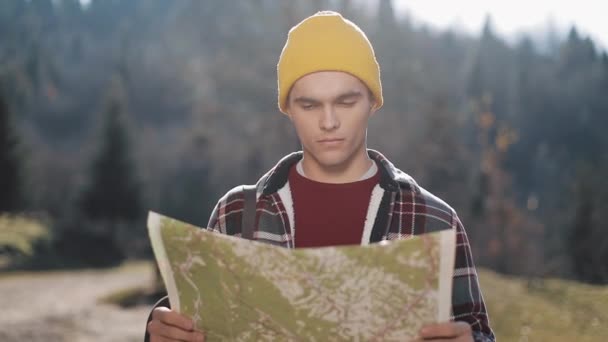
top-left (320, 105), bottom-right (340, 131)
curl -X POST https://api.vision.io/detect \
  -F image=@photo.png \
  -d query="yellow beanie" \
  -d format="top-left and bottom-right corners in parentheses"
top-left (277, 11), bottom-right (383, 114)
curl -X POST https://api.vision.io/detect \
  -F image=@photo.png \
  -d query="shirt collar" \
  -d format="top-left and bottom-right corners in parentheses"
top-left (259, 149), bottom-right (420, 196)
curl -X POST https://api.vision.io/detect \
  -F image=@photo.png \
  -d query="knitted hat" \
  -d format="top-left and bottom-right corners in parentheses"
top-left (277, 11), bottom-right (383, 114)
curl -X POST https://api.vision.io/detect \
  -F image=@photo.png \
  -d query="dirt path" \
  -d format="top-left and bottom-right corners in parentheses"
top-left (0, 262), bottom-right (155, 342)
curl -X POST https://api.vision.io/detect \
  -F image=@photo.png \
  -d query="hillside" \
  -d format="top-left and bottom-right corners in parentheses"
top-left (479, 269), bottom-right (608, 341)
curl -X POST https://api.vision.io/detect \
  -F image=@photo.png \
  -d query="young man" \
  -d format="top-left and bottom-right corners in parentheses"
top-left (146, 11), bottom-right (495, 342)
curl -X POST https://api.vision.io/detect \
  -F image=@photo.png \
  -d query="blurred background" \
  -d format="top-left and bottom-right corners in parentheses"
top-left (0, 0), bottom-right (606, 341)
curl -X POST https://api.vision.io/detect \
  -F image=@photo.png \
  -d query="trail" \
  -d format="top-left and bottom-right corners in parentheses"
top-left (0, 262), bottom-right (154, 342)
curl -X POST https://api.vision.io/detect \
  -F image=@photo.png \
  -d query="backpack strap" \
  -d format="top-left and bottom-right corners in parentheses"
top-left (241, 185), bottom-right (257, 240)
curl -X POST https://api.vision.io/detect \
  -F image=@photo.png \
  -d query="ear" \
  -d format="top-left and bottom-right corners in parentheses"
top-left (284, 106), bottom-right (293, 120)
top-left (369, 101), bottom-right (379, 116)
top-left (366, 89), bottom-right (379, 116)
top-left (283, 97), bottom-right (294, 120)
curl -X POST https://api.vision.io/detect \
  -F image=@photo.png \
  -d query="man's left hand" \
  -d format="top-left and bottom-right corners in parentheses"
top-left (410, 321), bottom-right (473, 341)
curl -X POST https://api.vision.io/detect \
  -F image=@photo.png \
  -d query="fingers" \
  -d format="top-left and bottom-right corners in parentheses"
top-left (148, 319), bottom-right (205, 342)
top-left (153, 307), bottom-right (194, 331)
top-left (149, 307), bottom-right (205, 342)
top-left (416, 321), bottom-right (472, 341)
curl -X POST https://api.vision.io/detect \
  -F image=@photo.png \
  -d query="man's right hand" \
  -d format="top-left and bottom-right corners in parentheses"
top-left (147, 306), bottom-right (206, 342)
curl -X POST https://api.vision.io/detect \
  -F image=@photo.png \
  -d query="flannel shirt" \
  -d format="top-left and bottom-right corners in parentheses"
top-left (207, 149), bottom-right (495, 342)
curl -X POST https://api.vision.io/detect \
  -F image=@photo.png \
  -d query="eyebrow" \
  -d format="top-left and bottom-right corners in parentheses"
top-left (293, 96), bottom-right (321, 105)
top-left (293, 91), bottom-right (363, 105)
top-left (335, 91), bottom-right (362, 102)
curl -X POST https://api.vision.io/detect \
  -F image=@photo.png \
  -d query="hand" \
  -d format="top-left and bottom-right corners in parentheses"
top-left (411, 321), bottom-right (473, 341)
top-left (147, 306), bottom-right (206, 342)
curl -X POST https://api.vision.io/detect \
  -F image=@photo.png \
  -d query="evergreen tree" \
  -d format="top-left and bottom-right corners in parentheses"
top-left (80, 76), bottom-right (142, 222)
top-left (58, 75), bottom-right (141, 267)
top-left (0, 89), bottom-right (22, 213)
top-left (559, 27), bottom-right (597, 74)
top-left (467, 16), bottom-right (513, 110)
top-left (377, 0), bottom-right (397, 30)
top-left (569, 163), bottom-right (608, 284)
top-left (159, 140), bottom-right (215, 228)
top-left (338, 0), bottom-right (353, 18)
top-left (569, 175), bottom-right (595, 281)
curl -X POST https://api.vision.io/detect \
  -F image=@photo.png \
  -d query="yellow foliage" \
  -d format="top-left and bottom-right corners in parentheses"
top-left (0, 215), bottom-right (50, 257)
top-left (496, 126), bottom-right (519, 152)
top-left (479, 111), bottom-right (496, 130)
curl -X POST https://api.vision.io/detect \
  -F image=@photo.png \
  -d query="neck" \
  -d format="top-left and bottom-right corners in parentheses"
top-left (300, 148), bottom-right (373, 184)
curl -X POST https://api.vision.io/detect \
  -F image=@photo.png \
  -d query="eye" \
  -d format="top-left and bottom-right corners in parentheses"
top-left (301, 104), bottom-right (316, 110)
top-left (338, 101), bottom-right (356, 107)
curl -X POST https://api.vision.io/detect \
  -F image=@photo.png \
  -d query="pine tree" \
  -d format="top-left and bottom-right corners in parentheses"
top-left (569, 164), bottom-right (608, 284)
top-left (60, 77), bottom-right (141, 267)
top-left (377, 0), bottom-right (397, 30)
top-left (80, 76), bottom-right (142, 222)
top-left (0, 89), bottom-right (22, 213)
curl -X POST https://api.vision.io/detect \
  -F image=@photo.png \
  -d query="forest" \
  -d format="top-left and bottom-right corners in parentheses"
top-left (1, 0), bottom-right (607, 287)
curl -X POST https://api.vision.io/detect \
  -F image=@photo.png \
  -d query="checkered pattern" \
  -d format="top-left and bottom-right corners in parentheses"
top-left (207, 150), bottom-right (495, 341)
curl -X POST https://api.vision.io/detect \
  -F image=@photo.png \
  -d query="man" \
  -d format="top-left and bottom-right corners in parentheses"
top-left (146, 11), bottom-right (495, 342)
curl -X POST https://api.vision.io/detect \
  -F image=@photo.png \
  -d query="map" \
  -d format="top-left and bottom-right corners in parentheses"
top-left (147, 211), bottom-right (456, 341)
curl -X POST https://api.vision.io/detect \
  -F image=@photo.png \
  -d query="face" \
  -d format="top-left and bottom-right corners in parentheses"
top-left (285, 71), bottom-right (377, 172)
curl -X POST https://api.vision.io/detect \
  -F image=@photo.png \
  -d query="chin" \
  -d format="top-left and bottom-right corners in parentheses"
top-left (311, 149), bottom-right (351, 169)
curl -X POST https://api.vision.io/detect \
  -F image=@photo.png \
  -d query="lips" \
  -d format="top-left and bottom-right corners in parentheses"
top-left (317, 138), bottom-right (345, 148)
top-left (317, 138), bottom-right (344, 143)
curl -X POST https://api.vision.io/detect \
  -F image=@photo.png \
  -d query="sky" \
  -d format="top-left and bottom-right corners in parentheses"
top-left (392, 0), bottom-right (608, 50)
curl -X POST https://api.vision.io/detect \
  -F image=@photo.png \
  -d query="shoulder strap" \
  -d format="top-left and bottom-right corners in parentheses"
top-left (241, 185), bottom-right (257, 240)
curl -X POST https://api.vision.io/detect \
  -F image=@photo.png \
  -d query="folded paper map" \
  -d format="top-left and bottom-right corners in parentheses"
top-left (147, 211), bottom-right (456, 341)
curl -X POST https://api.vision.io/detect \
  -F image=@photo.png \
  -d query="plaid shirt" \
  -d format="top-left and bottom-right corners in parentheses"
top-left (207, 149), bottom-right (495, 342)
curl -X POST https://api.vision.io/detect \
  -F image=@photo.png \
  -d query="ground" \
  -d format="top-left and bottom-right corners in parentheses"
top-left (0, 261), bottom-right (606, 341)
top-left (0, 262), bottom-right (153, 342)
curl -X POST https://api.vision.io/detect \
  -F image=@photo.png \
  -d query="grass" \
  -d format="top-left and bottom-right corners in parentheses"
top-left (98, 285), bottom-right (153, 307)
top-left (479, 269), bottom-right (608, 341)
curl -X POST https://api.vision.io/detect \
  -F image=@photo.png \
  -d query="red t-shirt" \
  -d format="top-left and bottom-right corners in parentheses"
top-left (289, 163), bottom-right (380, 248)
